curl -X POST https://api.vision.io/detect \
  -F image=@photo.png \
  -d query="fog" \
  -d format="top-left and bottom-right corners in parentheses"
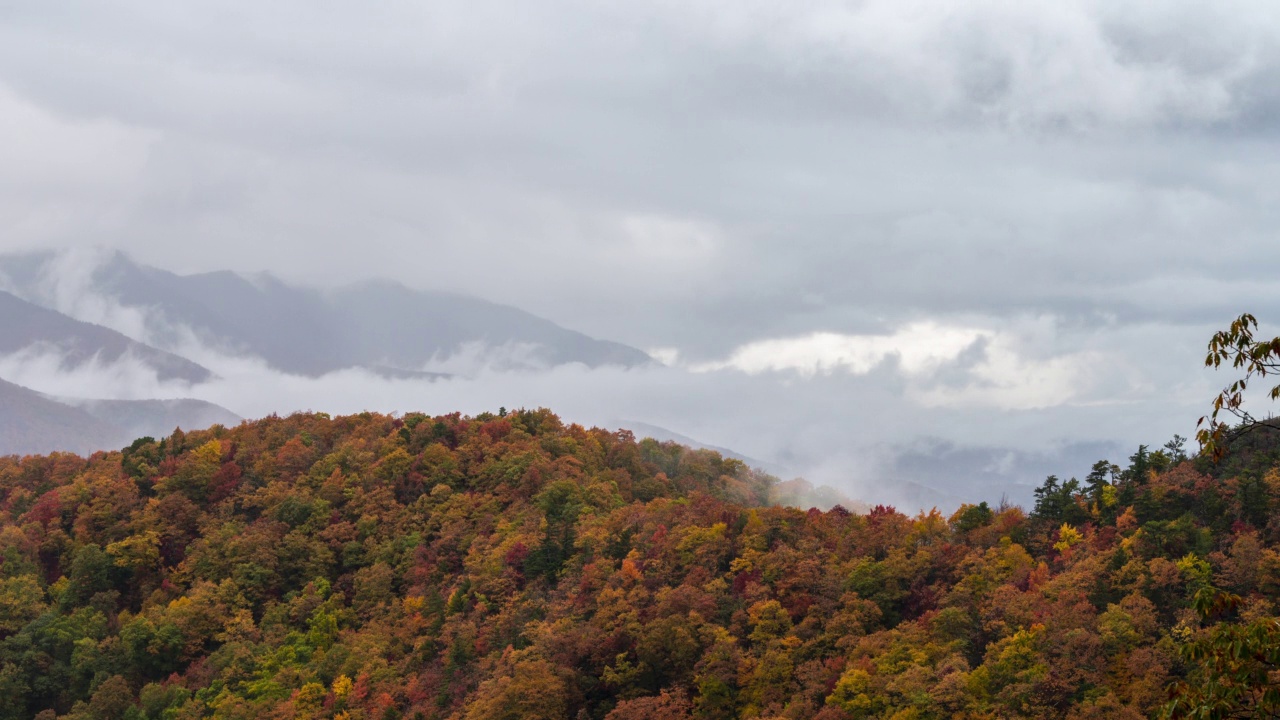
top-left (0, 292), bottom-right (1220, 509)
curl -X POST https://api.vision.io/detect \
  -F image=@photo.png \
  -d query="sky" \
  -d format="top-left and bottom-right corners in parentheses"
top-left (3, 0), bottom-right (1280, 507)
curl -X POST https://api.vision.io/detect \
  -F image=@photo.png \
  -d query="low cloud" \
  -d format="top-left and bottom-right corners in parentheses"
top-left (419, 340), bottom-right (550, 375)
top-left (0, 309), bottom-right (1220, 511)
top-left (688, 317), bottom-right (1118, 411)
top-left (691, 322), bottom-right (989, 377)
top-left (0, 347), bottom-right (195, 401)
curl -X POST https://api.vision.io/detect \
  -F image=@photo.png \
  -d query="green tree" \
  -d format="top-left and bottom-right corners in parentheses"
top-left (1199, 313), bottom-right (1280, 460)
top-left (1032, 475), bottom-right (1087, 526)
top-left (1164, 588), bottom-right (1280, 719)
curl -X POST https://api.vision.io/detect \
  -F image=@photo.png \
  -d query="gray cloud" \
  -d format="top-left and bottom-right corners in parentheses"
top-left (0, 0), bottom-right (1277, 506)
top-left (0, 262), bottom-right (1221, 511)
top-left (0, 324), bottom-right (1203, 512)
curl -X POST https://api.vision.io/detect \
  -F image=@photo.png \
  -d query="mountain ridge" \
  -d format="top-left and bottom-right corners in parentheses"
top-left (0, 376), bottom-right (241, 457)
top-left (0, 250), bottom-right (652, 376)
top-left (0, 376), bottom-right (123, 456)
top-left (0, 290), bottom-right (212, 384)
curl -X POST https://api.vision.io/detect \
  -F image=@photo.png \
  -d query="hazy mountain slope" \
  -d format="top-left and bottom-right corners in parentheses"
top-left (66, 397), bottom-right (242, 442)
top-left (95, 259), bottom-right (344, 375)
top-left (618, 419), bottom-right (791, 476)
top-left (329, 280), bottom-right (651, 370)
top-left (885, 439), bottom-right (1120, 511)
top-left (617, 420), bottom-right (870, 511)
top-left (0, 377), bottom-right (122, 456)
top-left (0, 376), bottom-right (242, 457)
top-left (0, 251), bottom-right (651, 375)
top-left (617, 421), bottom-right (1060, 512)
top-left (0, 291), bottom-right (212, 383)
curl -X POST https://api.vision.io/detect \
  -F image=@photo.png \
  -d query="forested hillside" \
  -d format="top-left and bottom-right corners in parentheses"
top-left (1, 410), bottom-right (1277, 719)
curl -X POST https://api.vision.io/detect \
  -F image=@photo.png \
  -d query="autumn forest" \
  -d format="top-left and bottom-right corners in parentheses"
top-left (1, 386), bottom-right (1279, 720)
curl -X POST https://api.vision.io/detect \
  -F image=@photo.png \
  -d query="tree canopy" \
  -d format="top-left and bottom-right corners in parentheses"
top-left (0, 405), bottom-right (1275, 718)
top-left (5, 317), bottom-right (1280, 717)
top-left (1199, 313), bottom-right (1280, 460)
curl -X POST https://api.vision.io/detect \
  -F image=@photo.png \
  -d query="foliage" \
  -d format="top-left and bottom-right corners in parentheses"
top-left (0, 408), bottom-right (1279, 718)
top-left (1199, 313), bottom-right (1280, 461)
top-left (1164, 588), bottom-right (1280, 719)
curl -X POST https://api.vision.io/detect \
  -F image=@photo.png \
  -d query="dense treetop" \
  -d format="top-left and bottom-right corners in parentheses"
top-left (1, 408), bottom-right (1278, 719)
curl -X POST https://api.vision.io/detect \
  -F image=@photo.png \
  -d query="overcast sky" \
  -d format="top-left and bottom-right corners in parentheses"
top-left (3, 1), bottom-right (1279, 505)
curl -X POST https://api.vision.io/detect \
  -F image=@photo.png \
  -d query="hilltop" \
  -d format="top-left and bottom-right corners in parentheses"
top-left (0, 409), bottom-right (1275, 719)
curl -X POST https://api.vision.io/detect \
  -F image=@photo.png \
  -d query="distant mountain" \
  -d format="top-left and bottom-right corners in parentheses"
top-left (770, 477), bottom-right (870, 513)
top-left (0, 377), bottom-right (241, 457)
top-left (864, 478), bottom-right (971, 514)
top-left (64, 397), bottom-right (242, 444)
top-left (884, 439), bottom-right (1121, 512)
top-left (327, 280), bottom-right (650, 372)
top-left (614, 421), bottom-right (1107, 513)
top-left (0, 291), bottom-right (212, 383)
top-left (618, 420), bottom-right (792, 477)
top-left (0, 251), bottom-right (651, 375)
top-left (616, 419), bottom-right (871, 511)
top-left (0, 377), bottom-right (123, 456)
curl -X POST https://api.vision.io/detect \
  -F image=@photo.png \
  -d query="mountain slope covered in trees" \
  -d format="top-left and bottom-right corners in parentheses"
top-left (1, 409), bottom-right (1278, 719)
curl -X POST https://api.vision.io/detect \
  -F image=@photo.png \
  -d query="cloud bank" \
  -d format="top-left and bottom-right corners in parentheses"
top-left (0, 291), bottom-right (1219, 511)
top-left (1, 2), bottom-right (1276, 506)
